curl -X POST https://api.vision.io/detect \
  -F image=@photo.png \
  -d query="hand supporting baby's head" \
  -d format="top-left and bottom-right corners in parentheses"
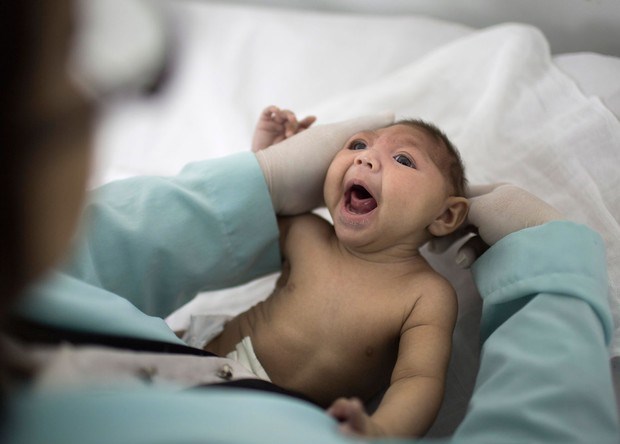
top-left (251, 106), bottom-right (468, 247)
top-left (254, 110), bottom-right (395, 215)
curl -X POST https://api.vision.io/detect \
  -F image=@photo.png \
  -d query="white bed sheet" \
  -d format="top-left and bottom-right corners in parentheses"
top-left (91, 2), bottom-right (620, 436)
top-left (554, 52), bottom-right (620, 119)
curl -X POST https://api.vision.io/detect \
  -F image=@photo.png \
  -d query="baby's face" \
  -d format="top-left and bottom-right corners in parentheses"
top-left (323, 124), bottom-right (452, 251)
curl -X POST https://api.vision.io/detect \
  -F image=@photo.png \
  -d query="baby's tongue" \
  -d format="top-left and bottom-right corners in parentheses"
top-left (350, 187), bottom-right (377, 214)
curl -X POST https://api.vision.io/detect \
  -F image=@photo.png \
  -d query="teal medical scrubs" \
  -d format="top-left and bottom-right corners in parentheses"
top-left (2, 152), bottom-right (618, 443)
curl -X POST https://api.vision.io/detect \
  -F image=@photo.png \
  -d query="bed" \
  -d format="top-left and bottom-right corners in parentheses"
top-left (77, 0), bottom-right (620, 436)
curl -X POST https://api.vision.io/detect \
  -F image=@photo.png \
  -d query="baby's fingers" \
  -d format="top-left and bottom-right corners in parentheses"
top-left (261, 105), bottom-right (281, 121)
top-left (261, 106), bottom-right (294, 125)
top-left (327, 397), bottom-right (367, 435)
top-left (298, 115), bottom-right (317, 131)
top-left (276, 110), bottom-right (298, 137)
top-left (327, 397), bottom-right (347, 421)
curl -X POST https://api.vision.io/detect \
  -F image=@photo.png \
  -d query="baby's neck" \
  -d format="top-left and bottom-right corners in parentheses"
top-left (334, 237), bottom-right (429, 270)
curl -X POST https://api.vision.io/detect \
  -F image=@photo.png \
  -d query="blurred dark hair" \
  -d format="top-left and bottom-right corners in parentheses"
top-left (0, 2), bottom-right (38, 306)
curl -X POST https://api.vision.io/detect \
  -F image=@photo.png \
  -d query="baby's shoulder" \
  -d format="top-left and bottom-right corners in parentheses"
top-left (417, 267), bottom-right (455, 294)
top-left (278, 213), bottom-right (333, 255)
top-left (287, 213), bottom-right (332, 237)
top-left (404, 267), bottom-right (457, 315)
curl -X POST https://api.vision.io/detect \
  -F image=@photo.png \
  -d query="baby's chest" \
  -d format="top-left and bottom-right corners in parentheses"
top-left (282, 248), bottom-right (421, 329)
top-left (284, 268), bottom-right (408, 340)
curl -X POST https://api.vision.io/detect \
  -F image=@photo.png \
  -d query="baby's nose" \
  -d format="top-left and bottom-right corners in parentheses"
top-left (355, 153), bottom-right (379, 171)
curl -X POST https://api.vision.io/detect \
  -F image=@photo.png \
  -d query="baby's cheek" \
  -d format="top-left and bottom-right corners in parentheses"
top-left (323, 170), bottom-right (340, 206)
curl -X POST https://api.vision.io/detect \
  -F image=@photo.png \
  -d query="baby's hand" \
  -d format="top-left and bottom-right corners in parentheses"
top-left (327, 397), bottom-right (385, 437)
top-left (252, 105), bottom-right (316, 152)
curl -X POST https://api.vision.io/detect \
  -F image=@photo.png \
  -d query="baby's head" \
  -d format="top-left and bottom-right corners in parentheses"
top-left (324, 118), bottom-right (469, 252)
top-left (393, 119), bottom-right (467, 199)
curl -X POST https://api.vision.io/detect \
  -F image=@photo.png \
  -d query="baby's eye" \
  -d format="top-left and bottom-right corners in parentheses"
top-left (394, 154), bottom-right (416, 168)
top-left (349, 140), bottom-right (367, 150)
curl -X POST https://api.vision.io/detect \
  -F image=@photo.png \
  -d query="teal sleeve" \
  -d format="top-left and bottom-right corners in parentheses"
top-left (3, 388), bottom-right (348, 444)
top-left (451, 221), bottom-right (619, 444)
top-left (14, 153), bottom-right (280, 341)
top-left (62, 152), bottom-right (280, 318)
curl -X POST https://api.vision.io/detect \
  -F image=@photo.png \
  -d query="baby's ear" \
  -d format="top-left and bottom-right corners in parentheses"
top-left (428, 196), bottom-right (469, 237)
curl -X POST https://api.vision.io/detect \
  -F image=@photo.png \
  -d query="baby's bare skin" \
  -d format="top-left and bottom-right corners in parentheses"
top-left (206, 214), bottom-right (452, 408)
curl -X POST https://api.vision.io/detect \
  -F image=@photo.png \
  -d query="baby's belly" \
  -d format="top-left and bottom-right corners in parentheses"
top-left (206, 294), bottom-right (398, 406)
top-left (257, 332), bottom-right (396, 406)
top-left (254, 313), bottom-right (397, 405)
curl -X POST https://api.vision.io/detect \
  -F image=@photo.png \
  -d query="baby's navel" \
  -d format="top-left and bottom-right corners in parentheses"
top-left (365, 346), bottom-right (374, 357)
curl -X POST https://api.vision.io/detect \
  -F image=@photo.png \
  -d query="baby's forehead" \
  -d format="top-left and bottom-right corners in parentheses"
top-left (377, 124), bottom-right (447, 161)
top-left (378, 124), bottom-right (434, 145)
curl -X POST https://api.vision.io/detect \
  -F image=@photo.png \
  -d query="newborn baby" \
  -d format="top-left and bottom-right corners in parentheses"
top-left (206, 106), bottom-right (469, 437)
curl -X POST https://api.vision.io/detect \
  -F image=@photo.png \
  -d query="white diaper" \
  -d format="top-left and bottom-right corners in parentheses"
top-left (182, 314), bottom-right (233, 349)
top-left (183, 315), bottom-right (270, 381)
top-left (225, 336), bottom-right (271, 382)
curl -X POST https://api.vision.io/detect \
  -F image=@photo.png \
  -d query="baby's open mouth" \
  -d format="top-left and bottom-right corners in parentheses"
top-left (345, 184), bottom-right (378, 214)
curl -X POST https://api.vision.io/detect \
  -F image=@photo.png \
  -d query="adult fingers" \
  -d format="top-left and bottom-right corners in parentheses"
top-left (426, 224), bottom-right (477, 254)
top-left (465, 183), bottom-right (510, 198)
top-left (455, 235), bottom-right (489, 268)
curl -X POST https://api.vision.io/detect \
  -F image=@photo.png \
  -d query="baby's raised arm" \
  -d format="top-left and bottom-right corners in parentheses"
top-left (252, 109), bottom-right (394, 214)
top-left (252, 105), bottom-right (316, 152)
top-left (329, 277), bottom-right (457, 437)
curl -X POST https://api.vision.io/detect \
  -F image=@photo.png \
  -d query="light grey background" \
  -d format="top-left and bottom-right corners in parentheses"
top-left (223, 0), bottom-right (620, 56)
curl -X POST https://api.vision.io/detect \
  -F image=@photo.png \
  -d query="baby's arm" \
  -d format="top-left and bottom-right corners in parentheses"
top-left (328, 278), bottom-right (457, 437)
top-left (252, 105), bottom-right (316, 152)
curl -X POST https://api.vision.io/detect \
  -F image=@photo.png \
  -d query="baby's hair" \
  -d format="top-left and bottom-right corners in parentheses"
top-left (391, 119), bottom-right (467, 197)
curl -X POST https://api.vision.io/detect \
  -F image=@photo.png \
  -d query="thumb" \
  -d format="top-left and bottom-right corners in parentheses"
top-left (455, 235), bottom-right (489, 268)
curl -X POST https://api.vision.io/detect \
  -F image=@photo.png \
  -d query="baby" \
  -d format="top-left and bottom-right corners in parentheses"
top-left (205, 106), bottom-right (469, 437)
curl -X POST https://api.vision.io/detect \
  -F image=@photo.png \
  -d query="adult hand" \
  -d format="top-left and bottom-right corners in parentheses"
top-left (255, 111), bottom-right (394, 215)
top-left (429, 184), bottom-right (564, 268)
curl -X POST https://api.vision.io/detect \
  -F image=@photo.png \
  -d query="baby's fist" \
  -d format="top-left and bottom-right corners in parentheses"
top-left (252, 105), bottom-right (316, 152)
top-left (327, 397), bottom-right (385, 437)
